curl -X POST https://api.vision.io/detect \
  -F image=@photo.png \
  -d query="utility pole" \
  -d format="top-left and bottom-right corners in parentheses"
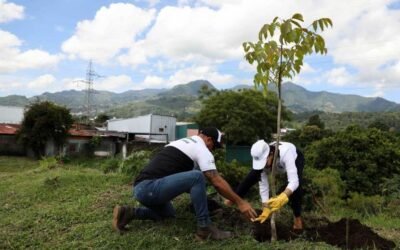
top-left (75, 60), bottom-right (103, 123)
top-left (85, 60), bottom-right (95, 120)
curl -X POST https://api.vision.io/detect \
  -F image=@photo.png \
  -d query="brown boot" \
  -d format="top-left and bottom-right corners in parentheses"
top-left (195, 224), bottom-right (233, 240)
top-left (112, 205), bottom-right (135, 232)
top-left (293, 216), bottom-right (303, 230)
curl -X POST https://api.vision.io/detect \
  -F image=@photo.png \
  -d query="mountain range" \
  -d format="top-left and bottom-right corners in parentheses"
top-left (0, 80), bottom-right (399, 117)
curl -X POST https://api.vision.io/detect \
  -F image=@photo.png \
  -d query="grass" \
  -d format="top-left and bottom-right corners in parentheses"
top-left (0, 156), bottom-right (398, 249)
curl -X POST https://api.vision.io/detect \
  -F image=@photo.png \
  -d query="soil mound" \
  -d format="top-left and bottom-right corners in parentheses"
top-left (253, 217), bottom-right (396, 250)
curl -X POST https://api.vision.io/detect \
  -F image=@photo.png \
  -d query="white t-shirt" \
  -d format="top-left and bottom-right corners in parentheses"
top-left (167, 135), bottom-right (217, 172)
top-left (259, 141), bottom-right (299, 202)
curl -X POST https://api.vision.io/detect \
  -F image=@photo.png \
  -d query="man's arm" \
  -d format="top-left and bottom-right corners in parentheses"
top-left (204, 170), bottom-right (257, 220)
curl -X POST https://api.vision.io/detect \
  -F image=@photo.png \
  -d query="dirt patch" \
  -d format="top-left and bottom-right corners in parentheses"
top-left (253, 217), bottom-right (396, 250)
top-left (202, 199), bottom-right (396, 250)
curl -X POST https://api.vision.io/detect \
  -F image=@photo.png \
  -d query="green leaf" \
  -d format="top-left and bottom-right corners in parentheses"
top-left (292, 13), bottom-right (304, 22)
top-left (259, 24), bottom-right (269, 40)
top-left (318, 20), bottom-right (324, 31)
top-left (268, 23), bottom-right (275, 37)
top-left (280, 20), bottom-right (292, 35)
top-left (242, 43), bottom-right (249, 52)
top-left (290, 20), bottom-right (302, 28)
top-left (312, 20), bottom-right (318, 31)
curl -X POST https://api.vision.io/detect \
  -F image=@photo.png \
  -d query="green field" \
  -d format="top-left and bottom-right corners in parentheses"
top-left (0, 156), bottom-right (398, 249)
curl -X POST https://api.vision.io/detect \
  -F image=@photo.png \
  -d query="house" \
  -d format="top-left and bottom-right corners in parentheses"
top-left (107, 114), bottom-right (176, 143)
top-left (0, 123), bottom-right (127, 157)
top-left (63, 124), bottom-right (127, 157)
top-left (0, 124), bottom-right (25, 155)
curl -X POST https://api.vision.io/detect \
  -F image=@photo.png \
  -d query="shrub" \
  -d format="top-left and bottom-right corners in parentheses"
top-left (119, 150), bottom-right (152, 177)
top-left (347, 192), bottom-right (384, 216)
top-left (100, 157), bottom-right (120, 173)
top-left (303, 167), bottom-right (345, 212)
top-left (216, 159), bottom-right (249, 188)
top-left (380, 174), bottom-right (400, 217)
top-left (306, 125), bottom-right (400, 195)
top-left (39, 156), bottom-right (60, 170)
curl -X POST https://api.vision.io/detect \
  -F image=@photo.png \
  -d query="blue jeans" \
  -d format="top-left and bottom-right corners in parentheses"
top-left (133, 170), bottom-right (212, 227)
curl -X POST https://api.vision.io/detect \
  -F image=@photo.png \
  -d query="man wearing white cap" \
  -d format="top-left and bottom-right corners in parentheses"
top-left (113, 127), bottom-right (257, 240)
top-left (228, 139), bottom-right (304, 230)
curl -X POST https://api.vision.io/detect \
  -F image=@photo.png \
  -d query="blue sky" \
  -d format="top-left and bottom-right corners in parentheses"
top-left (1, 0), bottom-right (400, 103)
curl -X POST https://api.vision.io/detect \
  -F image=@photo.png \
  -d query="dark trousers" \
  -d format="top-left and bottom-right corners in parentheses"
top-left (290, 149), bottom-right (304, 217)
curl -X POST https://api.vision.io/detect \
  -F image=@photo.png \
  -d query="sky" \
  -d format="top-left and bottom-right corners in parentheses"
top-left (1, 0), bottom-right (400, 103)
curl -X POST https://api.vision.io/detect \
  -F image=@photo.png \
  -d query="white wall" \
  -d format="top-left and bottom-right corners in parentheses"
top-left (0, 106), bottom-right (24, 124)
top-left (107, 114), bottom-right (151, 133)
top-left (150, 115), bottom-right (176, 141)
top-left (107, 114), bottom-right (176, 142)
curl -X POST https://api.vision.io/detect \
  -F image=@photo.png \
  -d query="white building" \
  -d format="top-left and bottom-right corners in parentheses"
top-left (0, 106), bottom-right (24, 124)
top-left (107, 114), bottom-right (176, 142)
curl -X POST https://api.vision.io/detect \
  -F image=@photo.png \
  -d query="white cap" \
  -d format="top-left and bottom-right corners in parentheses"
top-left (251, 140), bottom-right (270, 170)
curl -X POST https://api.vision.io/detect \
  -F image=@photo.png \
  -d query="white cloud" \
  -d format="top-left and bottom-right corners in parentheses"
top-left (0, 30), bottom-right (61, 73)
top-left (369, 81), bottom-right (385, 98)
top-left (323, 67), bottom-right (353, 86)
top-left (27, 74), bottom-right (56, 89)
top-left (142, 75), bottom-right (165, 88)
top-left (94, 75), bottom-right (134, 91)
top-left (63, 78), bottom-right (86, 91)
top-left (167, 65), bottom-right (233, 87)
top-left (62, 3), bottom-right (156, 64)
top-left (63, 75), bottom-right (135, 92)
top-left (0, 0), bottom-right (24, 23)
top-left (0, 79), bottom-right (21, 93)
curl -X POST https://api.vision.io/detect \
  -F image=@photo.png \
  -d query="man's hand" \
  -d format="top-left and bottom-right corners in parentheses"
top-left (267, 192), bottom-right (289, 212)
top-left (252, 207), bottom-right (272, 223)
top-left (237, 200), bottom-right (257, 220)
top-left (203, 170), bottom-right (256, 220)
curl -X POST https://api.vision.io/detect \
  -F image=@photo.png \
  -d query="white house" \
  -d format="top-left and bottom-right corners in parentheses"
top-left (107, 114), bottom-right (176, 142)
top-left (0, 106), bottom-right (24, 124)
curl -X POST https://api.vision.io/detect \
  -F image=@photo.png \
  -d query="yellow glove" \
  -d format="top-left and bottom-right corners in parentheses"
top-left (252, 207), bottom-right (272, 223)
top-left (267, 192), bottom-right (289, 212)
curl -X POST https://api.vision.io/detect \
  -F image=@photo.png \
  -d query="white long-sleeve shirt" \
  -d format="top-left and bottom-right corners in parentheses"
top-left (259, 142), bottom-right (299, 203)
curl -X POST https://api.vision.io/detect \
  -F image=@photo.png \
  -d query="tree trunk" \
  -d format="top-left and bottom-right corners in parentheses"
top-left (270, 45), bottom-right (284, 242)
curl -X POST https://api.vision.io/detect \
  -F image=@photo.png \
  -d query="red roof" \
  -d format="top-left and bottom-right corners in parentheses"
top-left (0, 124), bottom-right (125, 138)
top-left (0, 124), bottom-right (20, 135)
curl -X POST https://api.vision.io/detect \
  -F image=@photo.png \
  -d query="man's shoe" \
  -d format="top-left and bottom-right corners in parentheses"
top-left (293, 216), bottom-right (303, 230)
top-left (195, 224), bottom-right (233, 240)
top-left (112, 205), bottom-right (135, 232)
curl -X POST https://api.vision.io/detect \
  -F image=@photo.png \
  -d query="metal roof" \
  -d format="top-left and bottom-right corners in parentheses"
top-left (0, 124), bottom-right (20, 135)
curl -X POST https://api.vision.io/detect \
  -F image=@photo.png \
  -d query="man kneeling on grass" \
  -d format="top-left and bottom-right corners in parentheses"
top-left (113, 127), bottom-right (257, 240)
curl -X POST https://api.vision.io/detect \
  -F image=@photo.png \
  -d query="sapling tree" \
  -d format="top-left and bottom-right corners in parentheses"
top-left (243, 13), bottom-right (332, 240)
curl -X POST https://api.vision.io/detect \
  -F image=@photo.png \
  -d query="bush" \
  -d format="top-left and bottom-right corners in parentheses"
top-left (216, 159), bottom-right (249, 188)
top-left (39, 156), bottom-right (60, 170)
top-left (119, 150), bottom-right (152, 177)
top-left (306, 125), bottom-right (400, 195)
top-left (100, 157), bottom-right (120, 173)
top-left (347, 192), bottom-right (384, 216)
top-left (303, 167), bottom-right (345, 212)
top-left (380, 174), bottom-right (400, 217)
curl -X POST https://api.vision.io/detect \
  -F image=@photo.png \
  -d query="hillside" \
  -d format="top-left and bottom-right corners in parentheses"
top-left (280, 82), bottom-right (400, 113)
top-left (0, 80), bottom-right (399, 116)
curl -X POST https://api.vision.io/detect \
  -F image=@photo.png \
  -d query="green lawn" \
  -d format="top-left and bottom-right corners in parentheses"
top-left (0, 156), bottom-right (398, 249)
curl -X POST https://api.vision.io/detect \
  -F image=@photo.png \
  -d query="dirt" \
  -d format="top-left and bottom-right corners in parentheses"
top-left (203, 199), bottom-right (397, 250)
top-left (253, 217), bottom-right (396, 250)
